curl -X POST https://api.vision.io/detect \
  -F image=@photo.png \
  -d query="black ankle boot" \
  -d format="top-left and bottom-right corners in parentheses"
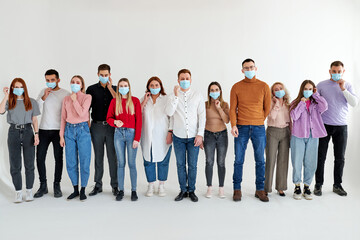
top-left (67, 185), bottom-right (79, 200)
top-left (53, 182), bottom-right (62, 198)
top-left (80, 187), bottom-right (87, 201)
top-left (34, 182), bottom-right (48, 198)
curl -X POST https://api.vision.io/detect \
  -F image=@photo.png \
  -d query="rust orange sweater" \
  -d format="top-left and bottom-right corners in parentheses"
top-left (229, 77), bottom-right (271, 127)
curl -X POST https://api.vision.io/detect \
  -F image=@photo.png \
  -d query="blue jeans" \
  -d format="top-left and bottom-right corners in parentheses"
top-left (233, 125), bottom-right (266, 190)
top-left (64, 122), bottom-right (91, 187)
top-left (114, 128), bottom-right (138, 191)
top-left (173, 135), bottom-right (200, 192)
top-left (291, 133), bottom-right (319, 186)
top-left (143, 146), bottom-right (172, 183)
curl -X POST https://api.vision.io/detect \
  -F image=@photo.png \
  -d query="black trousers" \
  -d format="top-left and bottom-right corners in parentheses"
top-left (8, 124), bottom-right (35, 191)
top-left (90, 122), bottom-right (118, 188)
top-left (316, 124), bottom-right (347, 186)
top-left (36, 129), bottom-right (64, 183)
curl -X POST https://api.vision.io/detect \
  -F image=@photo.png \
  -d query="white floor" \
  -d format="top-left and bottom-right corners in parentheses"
top-left (1, 180), bottom-right (359, 240)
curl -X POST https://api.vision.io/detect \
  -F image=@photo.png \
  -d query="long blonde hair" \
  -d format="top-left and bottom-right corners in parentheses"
top-left (116, 78), bottom-right (135, 115)
top-left (271, 82), bottom-right (290, 107)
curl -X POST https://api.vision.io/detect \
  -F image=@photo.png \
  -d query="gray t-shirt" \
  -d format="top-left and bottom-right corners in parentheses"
top-left (3, 98), bottom-right (41, 124)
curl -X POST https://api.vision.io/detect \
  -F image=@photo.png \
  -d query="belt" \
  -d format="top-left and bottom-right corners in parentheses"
top-left (92, 120), bottom-right (108, 125)
top-left (10, 123), bottom-right (32, 129)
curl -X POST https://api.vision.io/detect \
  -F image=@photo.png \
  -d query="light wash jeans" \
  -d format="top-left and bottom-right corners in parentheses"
top-left (64, 122), bottom-right (91, 187)
top-left (114, 127), bottom-right (138, 191)
top-left (290, 132), bottom-right (319, 186)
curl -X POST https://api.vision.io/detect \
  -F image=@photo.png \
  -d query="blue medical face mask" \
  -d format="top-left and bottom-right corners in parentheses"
top-left (13, 88), bottom-right (24, 96)
top-left (209, 92), bottom-right (221, 100)
top-left (331, 73), bottom-right (341, 82)
top-left (150, 88), bottom-right (161, 95)
top-left (46, 82), bottom-right (57, 89)
top-left (99, 76), bottom-right (109, 84)
top-left (303, 90), bottom-right (313, 99)
top-left (179, 80), bottom-right (191, 89)
top-left (119, 87), bottom-right (130, 95)
top-left (275, 90), bottom-right (285, 99)
top-left (71, 84), bottom-right (81, 93)
top-left (244, 70), bottom-right (256, 79)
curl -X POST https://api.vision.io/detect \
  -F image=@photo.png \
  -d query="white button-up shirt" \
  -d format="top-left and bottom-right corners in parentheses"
top-left (140, 94), bottom-right (173, 162)
top-left (165, 88), bottom-right (206, 138)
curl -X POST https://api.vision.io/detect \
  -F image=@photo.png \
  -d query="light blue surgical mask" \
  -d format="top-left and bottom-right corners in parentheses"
top-left (13, 88), bottom-right (24, 96)
top-left (244, 70), bottom-right (256, 79)
top-left (275, 90), bottom-right (285, 99)
top-left (119, 87), bottom-right (129, 95)
top-left (46, 82), bottom-right (57, 89)
top-left (150, 88), bottom-right (161, 95)
top-left (99, 76), bottom-right (109, 84)
top-left (71, 84), bottom-right (81, 93)
top-left (331, 73), bottom-right (341, 82)
top-left (303, 90), bottom-right (313, 99)
top-left (209, 92), bottom-right (220, 100)
top-left (179, 80), bottom-right (191, 89)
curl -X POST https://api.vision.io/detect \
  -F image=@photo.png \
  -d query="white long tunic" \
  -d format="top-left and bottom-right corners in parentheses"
top-left (140, 94), bottom-right (173, 162)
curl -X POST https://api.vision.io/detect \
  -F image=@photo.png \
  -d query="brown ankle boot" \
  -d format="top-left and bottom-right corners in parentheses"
top-left (255, 190), bottom-right (269, 202)
top-left (233, 190), bottom-right (242, 202)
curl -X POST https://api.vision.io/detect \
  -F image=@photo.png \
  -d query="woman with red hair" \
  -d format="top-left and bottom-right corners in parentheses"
top-left (0, 78), bottom-right (40, 203)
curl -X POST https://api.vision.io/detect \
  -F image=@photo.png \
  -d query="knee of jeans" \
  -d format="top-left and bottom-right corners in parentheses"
top-left (128, 161), bottom-right (136, 169)
top-left (205, 159), bottom-right (214, 166)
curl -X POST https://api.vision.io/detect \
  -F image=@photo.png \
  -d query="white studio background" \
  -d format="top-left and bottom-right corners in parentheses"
top-left (0, 0), bottom-right (359, 239)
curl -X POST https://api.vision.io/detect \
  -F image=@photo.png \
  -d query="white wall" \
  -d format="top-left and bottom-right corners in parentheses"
top-left (0, 0), bottom-right (359, 193)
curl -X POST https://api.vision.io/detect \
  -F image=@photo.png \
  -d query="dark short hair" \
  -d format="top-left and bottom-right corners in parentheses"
top-left (98, 64), bottom-right (111, 73)
top-left (45, 69), bottom-right (59, 79)
top-left (177, 69), bottom-right (191, 78)
top-left (242, 58), bottom-right (255, 67)
top-left (330, 61), bottom-right (344, 68)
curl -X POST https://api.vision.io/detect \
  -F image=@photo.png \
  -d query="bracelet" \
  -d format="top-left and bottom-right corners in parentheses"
top-left (35, 132), bottom-right (39, 134)
top-left (168, 130), bottom-right (173, 133)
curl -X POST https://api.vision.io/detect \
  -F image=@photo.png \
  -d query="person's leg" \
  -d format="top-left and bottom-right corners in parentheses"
top-left (78, 124), bottom-right (92, 188)
top-left (22, 128), bottom-right (35, 190)
top-left (332, 125), bottom-right (347, 186)
top-left (65, 126), bottom-right (79, 187)
top-left (173, 135), bottom-right (188, 193)
top-left (250, 125), bottom-right (266, 191)
top-left (264, 127), bottom-right (280, 193)
top-left (157, 145), bottom-right (172, 182)
top-left (51, 130), bottom-right (64, 184)
top-left (105, 125), bottom-right (118, 189)
top-left (216, 130), bottom-right (228, 188)
top-left (203, 131), bottom-right (216, 187)
top-left (303, 135), bottom-right (319, 187)
top-left (114, 128), bottom-right (126, 191)
top-left (8, 128), bottom-right (22, 191)
top-left (275, 127), bottom-right (290, 192)
top-left (233, 125), bottom-right (250, 190)
top-left (126, 129), bottom-right (138, 192)
top-left (90, 123), bottom-right (105, 189)
top-left (290, 135), bottom-right (305, 185)
top-left (187, 137), bottom-right (200, 193)
top-left (315, 124), bottom-right (332, 186)
top-left (36, 129), bottom-right (51, 184)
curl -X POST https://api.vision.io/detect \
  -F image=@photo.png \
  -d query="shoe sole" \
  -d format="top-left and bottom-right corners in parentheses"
top-left (255, 194), bottom-right (269, 202)
top-left (293, 194), bottom-right (302, 200)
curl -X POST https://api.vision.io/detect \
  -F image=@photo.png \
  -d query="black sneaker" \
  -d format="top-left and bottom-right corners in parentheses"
top-left (116, 190), bottom-right (124, 201)
top-left (89, 186), bottom-right (102, 196)
top-left (112, 187), bottom-right (119, 196)
top-left (80, 187), bottom-right (87, 201)
top-left (53, 182), bottom-right (62, 198)
top-left (131, 191), bottom-right (138, 201)
top-left (333, 184), bottom-right (347, 196)
top-left (303, 185), bottom-right (312, 200)
top-left (293, 185), bottom-right (302, 200)
top-left (314, 184), bottom-right (322, 196)
top-left (34, 182), bottom-right (48, 198)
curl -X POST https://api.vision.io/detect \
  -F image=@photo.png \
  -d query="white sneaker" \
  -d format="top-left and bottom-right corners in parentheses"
top-left (219, 187), bottom-right (226, 199)
top-left (146, 184), bottom-right (154, 197)
top-left (303, 186), bottom-right (313, 200)
top-left (14, 190), bottom-right (23, 203)
top-left (25, 189), bottom-right (34, 202)
top-left (206, 187), bottom-right (212, 198)
top-left (293, 185), bottom-right (302, 200)
top-left (158, 184), bottom-right (166, 197)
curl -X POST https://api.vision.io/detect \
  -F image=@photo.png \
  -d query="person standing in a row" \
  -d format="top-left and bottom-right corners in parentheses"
top-left (0, 78), bottom-right (40, 203)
